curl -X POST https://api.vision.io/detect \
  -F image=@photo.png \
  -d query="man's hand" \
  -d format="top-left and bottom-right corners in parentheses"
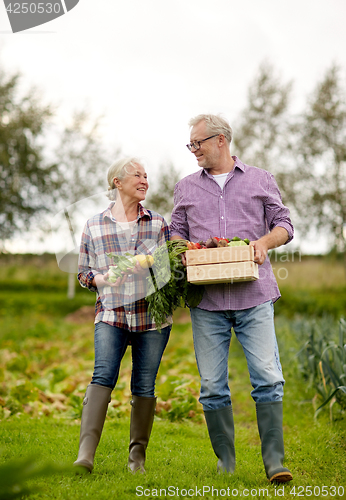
top-left (250, 227), bottom-right (289, 265)
top-left (250, 239), bottom-right (269, 265)
top-left (170, 235), bottom-right (187, 266)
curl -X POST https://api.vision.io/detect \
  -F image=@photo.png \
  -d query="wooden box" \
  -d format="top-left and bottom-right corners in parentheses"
top-left (186, 246), bottom-right (259, 285)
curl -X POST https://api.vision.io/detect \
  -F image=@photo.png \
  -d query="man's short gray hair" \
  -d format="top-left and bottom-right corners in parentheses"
top-left (188, 114), bottom-right (233, 144)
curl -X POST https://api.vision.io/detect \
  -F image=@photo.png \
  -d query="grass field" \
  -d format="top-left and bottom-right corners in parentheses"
top-left (0, 253), bottom-right (345, 499)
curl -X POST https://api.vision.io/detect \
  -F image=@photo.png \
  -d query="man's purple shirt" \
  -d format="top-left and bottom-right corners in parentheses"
top-left (170, 156), bottom-right (294, 311)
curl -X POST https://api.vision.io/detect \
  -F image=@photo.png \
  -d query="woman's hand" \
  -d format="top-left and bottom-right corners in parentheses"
top-left (93, 272), bottom-right (127, 288)
top-left (93, 261), bottom-right (148, 289)
top-left (131, 260), bottom-right (148, 276)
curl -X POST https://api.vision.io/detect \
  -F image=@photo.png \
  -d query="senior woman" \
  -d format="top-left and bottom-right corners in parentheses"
top-left (74, 157), bottom-right (171, 474)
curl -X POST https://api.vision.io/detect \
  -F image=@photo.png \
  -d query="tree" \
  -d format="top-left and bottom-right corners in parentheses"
top-left (0, 66), bottom-right (114, 251)
top-left (233, 61), bottom-right (293, 170)
top-left (53, 109), bottom-right (110, 211)
top-left (297, 65), bottom-right (346, 254)
top-left (145, 162), bottom-right (181, 222)
top-left (50, 109), bottom-right (113, 253)
top-left (0, 69), bottom-right (57, 241)
top-left (232, 61), bottom-right (297, 206)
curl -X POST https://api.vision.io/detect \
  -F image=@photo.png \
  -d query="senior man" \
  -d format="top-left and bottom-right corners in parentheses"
top-left (170, 114), bottom-right (293, 483)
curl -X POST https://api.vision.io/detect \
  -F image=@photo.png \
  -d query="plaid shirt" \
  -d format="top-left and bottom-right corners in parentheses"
top-left (170, 156), bottom-right (294, 311)
top-left (78, 203), bottom-right (170, 331)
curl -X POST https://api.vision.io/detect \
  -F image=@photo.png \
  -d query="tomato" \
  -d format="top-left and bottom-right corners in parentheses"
top-left (212, 236), bottom-right (229, 242)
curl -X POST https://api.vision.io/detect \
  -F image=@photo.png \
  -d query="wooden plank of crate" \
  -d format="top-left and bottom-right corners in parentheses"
top-left (187, 261), bottom-right (259, 284)
top-left (185, 246), bottom-right (254, 266)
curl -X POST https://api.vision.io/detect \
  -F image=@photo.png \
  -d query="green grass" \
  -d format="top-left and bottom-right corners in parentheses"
top-left (1, 412), bottom-right (345, 500)
top-left (0, 254), bottom-right (346, 499)
top-left (1, 338), bottom-right (345, 499)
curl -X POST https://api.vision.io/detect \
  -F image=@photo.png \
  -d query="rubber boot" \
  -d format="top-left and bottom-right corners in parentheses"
top-left (256, 401), bottom-right (293, 483)
top-left (204, 405), bottom-right (236, 473)
top-left (73, 384), bottom-right (112, 473)
top-left (128, 395), bottom-right (156, 473)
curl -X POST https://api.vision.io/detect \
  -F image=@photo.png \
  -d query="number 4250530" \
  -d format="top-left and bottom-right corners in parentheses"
top-left (288, 485), bottom-right (344, 497)
top-left (6, 3), bottom-right (62, 14)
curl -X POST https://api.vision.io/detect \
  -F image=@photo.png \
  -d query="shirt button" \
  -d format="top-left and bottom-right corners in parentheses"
top-left (221, 216), bottom-right (224, 220)
top-left (220, 195), bottom-right (223, 199)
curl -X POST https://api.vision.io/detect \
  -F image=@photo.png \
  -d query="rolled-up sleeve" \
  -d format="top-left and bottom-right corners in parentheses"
top-left (170, 183), bottom-right (189, 240)
top-left (77, 222), bottom-right (98, 292)
top-left (265, 172), bottom-right (294, 244)
top-left (158, 217), bottom-right (170, 246)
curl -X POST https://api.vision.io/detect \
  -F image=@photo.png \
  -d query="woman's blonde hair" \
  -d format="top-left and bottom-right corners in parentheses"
top-left (107, 157), bottom-right (142, 200)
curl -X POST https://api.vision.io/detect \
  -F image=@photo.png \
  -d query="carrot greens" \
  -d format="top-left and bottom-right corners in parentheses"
top-left (146, 240), bottom-right (203, 330)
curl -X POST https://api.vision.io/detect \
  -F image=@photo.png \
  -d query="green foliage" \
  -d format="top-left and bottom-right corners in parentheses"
top-left (10, 382), bottom-right (38, 404)
top-left (0, 66), bottom-right (111, 245)
top-left (157, 375), bottom-right (198, 421)
top-left (146, 240), bottom-right (204, 330)
top-left (0, 69), bottom-right (56, 240)
top-left (0, 456), bottom-right (69, 500)
top-left (275, 286), bottom-right (346, 318)
top-left (234, 62), bottom-right (346, 253)
top-left (295, 317), bottom-right (346, 417)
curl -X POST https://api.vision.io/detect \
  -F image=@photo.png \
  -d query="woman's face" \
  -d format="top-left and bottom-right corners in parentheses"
top-left (115, 163), bottom-right (149, 202)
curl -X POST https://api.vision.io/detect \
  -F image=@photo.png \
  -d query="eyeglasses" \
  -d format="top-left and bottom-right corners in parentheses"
top-left (186, 134), bottom-right (219, 151)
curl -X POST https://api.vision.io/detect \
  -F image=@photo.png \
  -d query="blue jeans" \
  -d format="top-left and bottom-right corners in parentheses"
top-left (92, 322), bottom-right (171, 397)
top-left (190, 301), bottom-right (285, 410)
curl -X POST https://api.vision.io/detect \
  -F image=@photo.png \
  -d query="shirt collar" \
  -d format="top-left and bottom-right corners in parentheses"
top-left (138, 203), bottom-right (151, 219)
top-left (103, 202), bottom-right (151, 221)
top-left (200, 155), bottom-right (245, 178)
top-left (232, 156), bottom-right (246, 172)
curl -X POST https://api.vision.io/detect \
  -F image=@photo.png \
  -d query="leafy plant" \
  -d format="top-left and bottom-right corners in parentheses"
top-left (296, 317), bottom-right (346, 418)
top-left (156, 376), bottom-right (198, 421)
top-left (146, 240), bottom-right (204, 330)
top-left (0, 456), bottom-right (67, 500)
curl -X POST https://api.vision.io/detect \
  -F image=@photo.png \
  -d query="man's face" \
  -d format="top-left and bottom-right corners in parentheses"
top-left (190, 120), bottom-right (219, 169)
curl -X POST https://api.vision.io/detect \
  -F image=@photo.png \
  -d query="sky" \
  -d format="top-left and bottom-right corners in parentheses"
top-left (1, 0), bottom-right (346, 255)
